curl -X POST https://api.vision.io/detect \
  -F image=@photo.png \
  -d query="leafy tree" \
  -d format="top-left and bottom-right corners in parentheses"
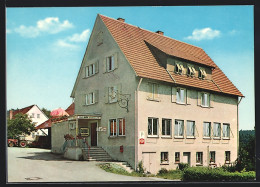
top-left (7, 113), bottom-right (35, 139)
top-left (41, 107), bottom-right (51, 118)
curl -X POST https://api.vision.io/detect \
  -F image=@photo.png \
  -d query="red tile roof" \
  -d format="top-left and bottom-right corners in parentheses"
top-left (36, 119), bottom-right (52, 129)
top-left (99, 14), bottom-right (243, 97)
top-left (12, 105), bottom-right (35, 118)
top-left (65, 102), bottom-right (75, 116)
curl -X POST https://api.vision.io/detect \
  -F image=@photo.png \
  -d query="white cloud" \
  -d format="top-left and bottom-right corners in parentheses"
top-left (6, 29), bottom-right (12, 34)
top-left (185, 27), bottom-right (221, 41)
top-left (14, 17), bottom-right (74, 38)
top-left (67, 29), bottom-right (90, 42)
top-left (54, 29), bottom-right (90, 49)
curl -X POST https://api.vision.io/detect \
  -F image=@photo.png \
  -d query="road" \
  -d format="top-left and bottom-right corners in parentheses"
top-left (7, 147), bottom-right (175, 183)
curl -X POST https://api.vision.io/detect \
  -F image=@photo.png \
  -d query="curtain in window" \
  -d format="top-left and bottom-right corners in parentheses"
top-left (118, 118), bottom-right (125, 136)
top-left (153, 118), bottom-right (158, 135)
top-left (148, 118), bottom-right (152, 135)
top-left (203, 122), bottom-right (210, 137)
top-left (175, 120), bottom-right (183, 136)
top-left (223, 124), bottom-right (230, 137)
top-left (187, 121), bottom-right (194, 137)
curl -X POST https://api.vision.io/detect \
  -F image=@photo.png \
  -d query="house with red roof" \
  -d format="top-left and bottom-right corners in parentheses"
top-left (52, 14), bottom-right (244, 174)
top-left (9, 104), bottom-right (49, 141)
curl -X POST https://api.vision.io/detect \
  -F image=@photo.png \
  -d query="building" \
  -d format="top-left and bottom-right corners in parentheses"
top-left (9, 104), bottom-right (49, 141)
top-left (52, 14), bottom-right (244, 174)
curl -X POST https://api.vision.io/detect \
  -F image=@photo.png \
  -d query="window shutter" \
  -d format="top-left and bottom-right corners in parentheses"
top-left (85, 94), bottom-right (88, 105)
top-left (114, 52), bottom-right (118, 69)
top-left (104, 87), bottom-right (109, 103)
top-left (95, 60), bottom-right (99, 74)
top-left (197, 91), bottom-right (202, 106)
top-left (210, 94), bottom-right (214, 108)
top-left (94, 90), bottom-right (99, 103)
top-left (103, 58), bottom-right (107, 73)
top-left (171, 87), bottom-right (177, 103)
top-left (186, 89), bottom-right (191, 104)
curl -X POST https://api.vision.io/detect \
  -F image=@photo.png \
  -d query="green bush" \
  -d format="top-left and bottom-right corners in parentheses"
top-left (182, 167), bottom-right (255, 181)
top-left (178, 163), bottom-right (190, 171)
top-left (137, 161), bottom-right (145, 174)
top-left (158, 168), bottom-right (168, 174)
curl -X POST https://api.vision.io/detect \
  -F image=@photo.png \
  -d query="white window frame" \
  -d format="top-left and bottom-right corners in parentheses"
top-left (196, 152), bottom-right (203, 165)
top-left (85, 63), bottom-right (95, 77)
top-left (86, 92), bottom-right (95, 105)
top-left (186, 120), bottom-right (195, 138)
top-left (175, 62), bottom-right (184, 74)
top-left (201, 92), bottom-right (210, 107)
top-left (203, 122), bottom-right (211, 138)
top-left (118, 118), bottom-right (126, 136)
top-left (176, 88), bottom-right (186, 104)
top-left (174, 119), bottom-right (184, 138)
top-left (199, 67), bottom-right (207, 79)
top-left (148, 117), bottom-right (159, 137)
top-left (107, 55), bottom-right (115, 72)
top-left (187, 65), bottom-right (195, 76)
top-left (109, 119), bottom-right (117, 137)
top-left (222, 123), bottom-right (230, 139)
top-left (225, 151), bottom-right (231, 163)
top-left (147, 83), bottom-right (159, 101)
top-left (162, 118), bottom-right (172, 137)
top-left (213, 122), bottom-right (221, 139)
top-left (161, 152), bottom-right (169, 164)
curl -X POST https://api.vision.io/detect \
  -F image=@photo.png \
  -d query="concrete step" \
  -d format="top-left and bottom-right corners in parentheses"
top-left (82, 147), bottom-right (114, 162)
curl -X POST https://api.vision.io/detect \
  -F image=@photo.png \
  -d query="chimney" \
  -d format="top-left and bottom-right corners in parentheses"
top-left (156, 30), bottom-right (164, 35)
top-left (9, 110), bottom-right (13, 119)
top-left (117, 18), bottom-right (125, 22)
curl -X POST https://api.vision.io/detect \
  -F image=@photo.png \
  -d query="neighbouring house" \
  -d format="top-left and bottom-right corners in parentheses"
top-left (51, 14), bottom-right (244, 174)
top-left (9, 104), bottom-right (49, 141)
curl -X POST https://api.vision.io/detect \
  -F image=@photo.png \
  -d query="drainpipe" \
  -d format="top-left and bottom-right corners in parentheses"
top-left (135, 77), bottom-right (143, 171)
top-left (237, 96), bottom-right (243, 159)
top-left (75, 116), bottom-right (79, 147)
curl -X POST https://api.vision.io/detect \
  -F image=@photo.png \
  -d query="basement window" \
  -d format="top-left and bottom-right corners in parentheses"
top-left (225, 151), bottom-right (231, 163)
top-left (210, 151), bottom-right (216, 163)
top-left (161, 152), bottom-right (169, 164)
top-left (196, 152), bottom-right (203, 165)
top-left (175, 152), bottom-right (180, 163)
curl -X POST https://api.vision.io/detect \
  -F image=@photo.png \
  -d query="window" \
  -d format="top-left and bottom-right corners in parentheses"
top-left (37, 114), bottom-right (40, 118)
top-left (175, 62), bottom-right (184, 74)
top-left (199, 67), bottom-right (207, 79)
top-left (161, 152), bottom-right (169, 164)
top-left (147, 83), bottom-right (159, 100)
top-left (196, 152), bottom-right (203, 165)
top-left (213, 123), bottom-right (221, 138)
top-left (108, 86), bottom-right (118, 103)
top-left (201, 93), bottom-right (210, 107)
top-left (210, 151), bottom-right (216, 163)
top-left (109, 119), bottom-right (117, 136)
top-left (162, 119), bottom-right (171, 136)
top-left (225, 151), bottom-right (231, 163)
top-left (86, 92), bottom-right (95, 105)
top-left (223, 123), bottom-right (230, 139)
top-left (174, 120), bottom-right (184, 138)
top-left (186, 121), bottom-right (195, 138)
top-left (118, 118), bottom-right (126, 136)
top-left (176, 88), bottom-right (186, 104)
top-left (107, 56), bottom-right (115, 72)
top-left (175, 152), bottom-right (180, 163)
top-left (203, 122), bottom-right (211, 138)
top-left (187, 65), bottom-right (196, 76)
top-left (31, 113), bottom-right (35, 118)
top-left (85, 64), bottom-right (95, 77)
top-left (148, 118), bottom-right (158, 137)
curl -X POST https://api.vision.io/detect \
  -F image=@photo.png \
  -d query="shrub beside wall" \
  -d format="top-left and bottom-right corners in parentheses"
top-left (182, 167), bottom-right (255, 181)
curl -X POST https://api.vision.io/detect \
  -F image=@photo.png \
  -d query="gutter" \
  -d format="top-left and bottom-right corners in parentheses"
top-left (135, 77), bottom-right (143, 170)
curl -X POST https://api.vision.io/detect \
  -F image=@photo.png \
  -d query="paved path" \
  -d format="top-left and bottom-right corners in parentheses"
top-left (7, 147), bottom-right (176, 183)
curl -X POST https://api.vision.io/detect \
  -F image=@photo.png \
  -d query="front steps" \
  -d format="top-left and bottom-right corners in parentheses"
top-left (82, 147), bottom-right (114, 161)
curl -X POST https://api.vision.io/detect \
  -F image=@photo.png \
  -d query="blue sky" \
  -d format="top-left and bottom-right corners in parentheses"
top-left (6, 6), bottom-right (254, 130)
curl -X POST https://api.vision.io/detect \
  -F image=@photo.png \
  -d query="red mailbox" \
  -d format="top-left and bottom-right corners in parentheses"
top-left (120, 145), bottom-right (123, 153)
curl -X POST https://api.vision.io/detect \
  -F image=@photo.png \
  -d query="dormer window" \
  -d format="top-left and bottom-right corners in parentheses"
top-left (175, 62), bottom-right (184, 74)
top-left (199, 67), bottom-right (207, 79)
top-left (187, 65), bottom-right (196, 77)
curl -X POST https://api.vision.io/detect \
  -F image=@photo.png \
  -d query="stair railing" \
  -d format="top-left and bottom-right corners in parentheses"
top-left (83, 138), bottom-right (90, 159)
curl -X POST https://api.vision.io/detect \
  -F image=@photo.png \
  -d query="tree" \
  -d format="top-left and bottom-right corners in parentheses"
top-left (41, 107), bottom-right (51, 119)
top-left (7, 113), bottom-right (36, 139)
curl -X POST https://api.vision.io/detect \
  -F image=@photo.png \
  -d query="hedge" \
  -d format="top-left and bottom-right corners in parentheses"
top-left (182, 167), bottom-right (255, 181)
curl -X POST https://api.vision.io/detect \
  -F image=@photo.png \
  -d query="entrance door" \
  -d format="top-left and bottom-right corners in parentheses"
top-left (91, 123), bottom-right (97, 146)
top-left (183, 152), bottom-right (191, 166)
top-left (142, 152), bottom-right (156, 174)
